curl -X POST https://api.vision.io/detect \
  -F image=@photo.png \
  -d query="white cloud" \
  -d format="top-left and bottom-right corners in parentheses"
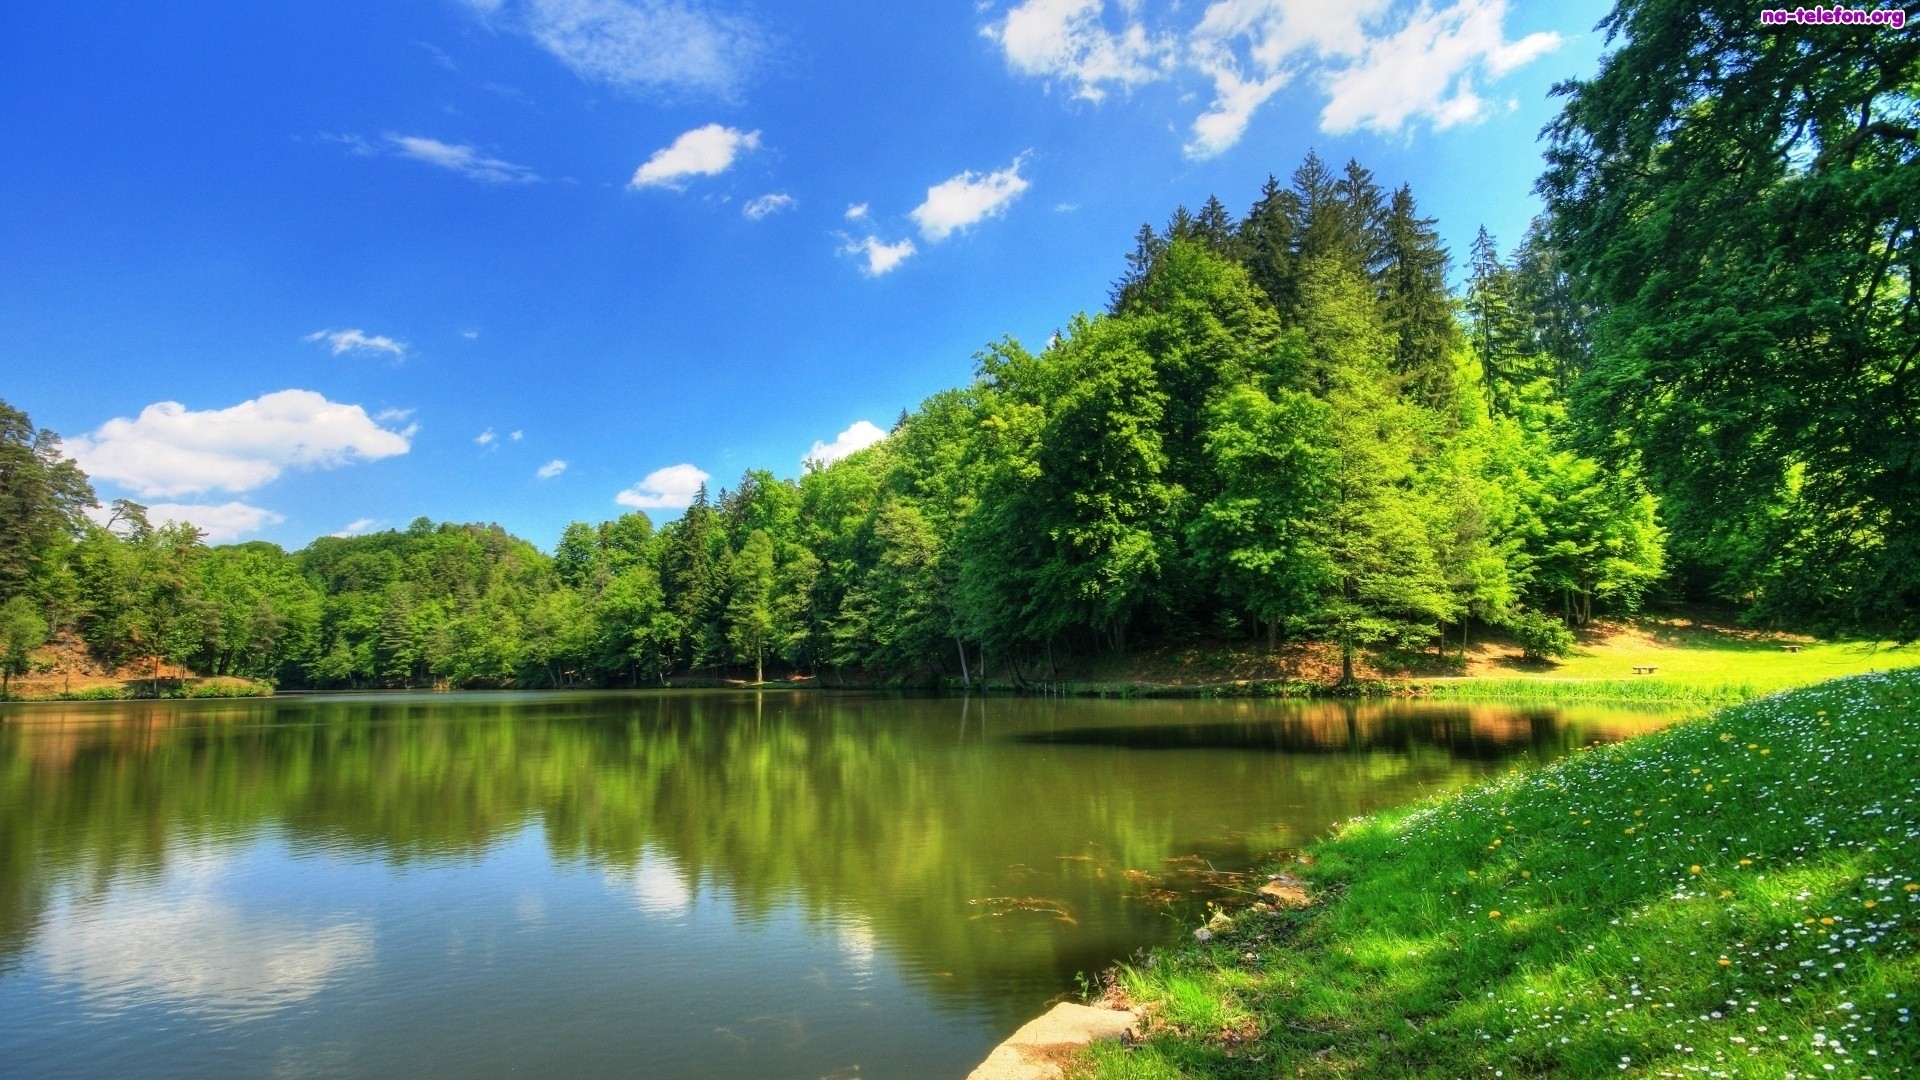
top-left (464, 0), bottom-right (766, 99)
top-left (68, 390), bottom-right (415, 499)
top-left (804, 420), bottom-right (887, 468)
top-left (305, 328), bottom-right (409, 359)
top-left (1317, 0), bottom-right (1560, 135)
top-left (909, 155), bottom-right (1031, 242)
top-left (629, 123), bottom-right (759, 190)
top-left (536, 459), bottom-right (568, 479)
top-left (476, 427), bottom-right (497, 446)
top-left (840, 235), bottom-right (917, 277)
top-left (143, 502), bottom-right (286, 544)
top-left (984, 0), bottom-right (1562, 156)
top-left (333, 518), bottom-right (380, 538)
top-left (38, 859), bottom-right (373, 1020)
top-left (461, 329), bottom-right (480, 340)
top-left (510, 429), bottom-right (524, 441)
top-left (983, 0), bottom-right (1174, 102)
top-left (387, 134), bottom-right (540, 182)
top-left (615, 463), bottom-right (710, 509)
top-left (844, 202), bottom-right (870, 221)
top-left (742, 192), bottom-right (795, 219)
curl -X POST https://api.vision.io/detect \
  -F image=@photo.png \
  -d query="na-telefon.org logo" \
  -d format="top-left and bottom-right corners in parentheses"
top-left (1760, 5), bottom-right (1908, 27)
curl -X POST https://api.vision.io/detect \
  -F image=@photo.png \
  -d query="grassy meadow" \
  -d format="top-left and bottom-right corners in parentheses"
top-left (1077, 670), bottom-right (1920, 1078)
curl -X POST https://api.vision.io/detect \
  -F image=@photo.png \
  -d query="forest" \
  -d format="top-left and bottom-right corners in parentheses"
top-left (2, 3), bottom-right (1914, 691)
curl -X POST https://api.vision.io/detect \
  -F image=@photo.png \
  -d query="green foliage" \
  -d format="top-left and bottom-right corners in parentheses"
top-left (1508, 608), bottom-right (1575, 662)
top-left (0, 400), bottom-right (96, 604)
top-left (1, 596), bottom-right (48, 696)
top-left (1541, 0), bottom-right (1920, 638)
top-left (1083, 671), bottom-right (1920, 1078)
top-left (4, 150), bottom-right (1700, 687)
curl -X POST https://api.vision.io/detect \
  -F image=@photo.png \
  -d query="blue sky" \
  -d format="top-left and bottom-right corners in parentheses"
top-left (0, 0), bottom-right (1611, 550)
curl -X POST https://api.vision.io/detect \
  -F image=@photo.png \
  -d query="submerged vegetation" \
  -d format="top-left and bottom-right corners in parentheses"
top-left (1080, 671), bottom-right (1920, 1078)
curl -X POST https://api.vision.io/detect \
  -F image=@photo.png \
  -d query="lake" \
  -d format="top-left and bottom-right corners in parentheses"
top-left (0, 690), bottom-right (1680, 1079)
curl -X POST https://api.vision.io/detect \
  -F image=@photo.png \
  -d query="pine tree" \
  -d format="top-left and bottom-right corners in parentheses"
top-left (1378, 185), bottom-right (1458, 412)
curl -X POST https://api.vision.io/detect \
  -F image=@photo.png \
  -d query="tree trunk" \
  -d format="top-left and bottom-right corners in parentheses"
top-left (755, 648), bottom-right (763, 685)
top-left (1340, 641), bottom-right (1355, 686)
top-left (955, 638), bottom-right (971, 688)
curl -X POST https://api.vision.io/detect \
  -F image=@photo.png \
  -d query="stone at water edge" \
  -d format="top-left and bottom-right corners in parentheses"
top-left (1258, 872), bottom-right (1311, 909)
top-left (966, 1003), bottom-right (1138, 1080)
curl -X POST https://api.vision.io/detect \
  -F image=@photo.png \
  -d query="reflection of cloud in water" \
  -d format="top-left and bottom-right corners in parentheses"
top-left (39, 891), bottom-right (373, 1020)
top-left (613, 849), bottom-right (692, 917)
top-left (836, 917), bottom-right (876, 976)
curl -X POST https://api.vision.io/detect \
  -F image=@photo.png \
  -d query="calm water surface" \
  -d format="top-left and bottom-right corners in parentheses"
top-left (0, 690), bottom-right (1681, 1079)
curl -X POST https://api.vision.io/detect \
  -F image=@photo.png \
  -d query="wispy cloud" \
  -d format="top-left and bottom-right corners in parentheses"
top-left (476, 428), bottom-right (497, 446)
top-left (615, 464), bottom-right (710, 509)
top-left (982, 0), bottom-right (1174, 102)
top-left (844, 202), bottom-right (870, 221)
top-left (839, 235), bottom-right (917, 277)
top-left (68, 390), bottom-right (415, 498)
top-left (460, 0), bottom-right (768, 100)
top-left (536, 459), bottom-right (568, 479)
top-left (910, 155), bottom-right (1030, 242)
top-left (144, 502), bottom-right (286, 544)
top-left (804, 420), bottom-right (887, 469)
top-left (333, 518), bottom-right (380, 538)
top-left (387, 134), bottom-right (541, 183)
top-left (305, 328), bottom-right (408, 360)
top-left (742, 192), bottom-right (795, 219)
top-left (983, 0), bottom-right (1561, 157)
top-left (629, 124), bottom-right (759, 189)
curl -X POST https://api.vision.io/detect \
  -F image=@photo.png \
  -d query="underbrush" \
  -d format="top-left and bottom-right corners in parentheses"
top-left (1081, 671), bottom-right (1920, 1078)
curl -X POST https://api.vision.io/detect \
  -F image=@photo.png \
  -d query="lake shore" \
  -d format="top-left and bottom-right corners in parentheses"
top-left (1058, 670), bottom-right (1920, 1078)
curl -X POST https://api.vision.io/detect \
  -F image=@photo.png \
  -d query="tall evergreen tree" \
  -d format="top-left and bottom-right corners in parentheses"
top-left (1378, 185), bottom-right (1458, 411)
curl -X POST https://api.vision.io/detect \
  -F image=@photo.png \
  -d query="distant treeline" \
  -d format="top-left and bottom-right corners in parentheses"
top-left (7, 44), bottom-right (1916, 689)
top-left (1, 152), bottom-right (1672, 689)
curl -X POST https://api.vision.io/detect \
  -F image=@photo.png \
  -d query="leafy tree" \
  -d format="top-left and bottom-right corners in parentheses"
top-left (1, 595), bottom-right (47, 696)
top-left (1188, 384), bottom-right (1332, 647)
top-left (1541, 0), bottom-right (1920, 636)
top-left (726, 529), bottom-right (776, 682)
top-left (0, 399), bottom-right (95, 603)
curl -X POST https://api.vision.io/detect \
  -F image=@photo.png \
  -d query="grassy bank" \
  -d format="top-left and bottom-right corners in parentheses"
top-left (1078, 671), bottom-right (1920, 1078)
top-left (1, 676), bottom-right (273, 703)
top-left (952, 618), bottom-right (1918, 705)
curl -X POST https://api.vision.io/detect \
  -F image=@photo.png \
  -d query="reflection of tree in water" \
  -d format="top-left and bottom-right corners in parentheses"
top-left (0, 693), bottom-right (1672, 1021)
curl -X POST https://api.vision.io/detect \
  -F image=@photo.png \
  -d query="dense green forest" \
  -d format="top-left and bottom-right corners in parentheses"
top-left (3, 2), bottom-right (1913, 689)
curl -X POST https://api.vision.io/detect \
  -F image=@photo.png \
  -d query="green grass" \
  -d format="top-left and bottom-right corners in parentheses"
top-left (1078, 671), bottom-right (1920, 1078)
top-left (1422, 677), bottom-right (1761, 708)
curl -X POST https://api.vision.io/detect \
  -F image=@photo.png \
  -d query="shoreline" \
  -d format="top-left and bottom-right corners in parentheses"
top-left (1051, 670), bottom-right (1920, 1077)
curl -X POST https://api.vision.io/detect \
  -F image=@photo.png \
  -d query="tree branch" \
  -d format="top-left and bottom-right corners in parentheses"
top-left (1812, 120), bottom-right (1919, 173)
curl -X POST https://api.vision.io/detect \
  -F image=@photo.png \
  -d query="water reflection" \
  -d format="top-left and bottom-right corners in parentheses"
top-left (0, 691), bottom-right (1679, 1078)
top-left (40, 875), bottom-right (374, 1020)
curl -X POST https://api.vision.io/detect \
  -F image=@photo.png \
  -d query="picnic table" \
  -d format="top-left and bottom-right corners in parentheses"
top-left (1632, 665), bottom-right (1657, 675)
top-left (1779, 644), bottom-right (1803, 653)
